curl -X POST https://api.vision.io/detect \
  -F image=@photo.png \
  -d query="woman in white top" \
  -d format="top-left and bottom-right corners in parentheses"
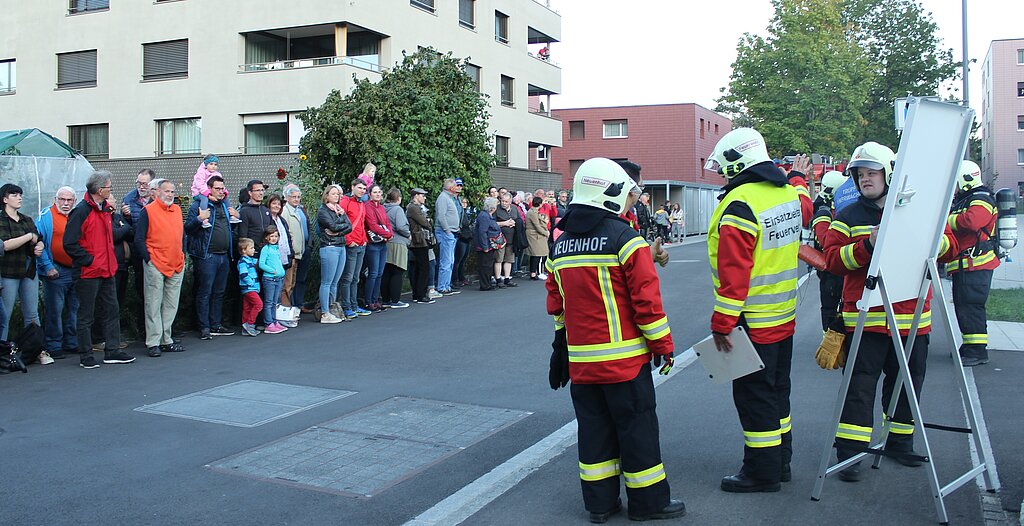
top-left (669, 202), bottom-right (685, 243)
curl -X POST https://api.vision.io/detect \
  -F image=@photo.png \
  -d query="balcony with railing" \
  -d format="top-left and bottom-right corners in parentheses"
top-left (240, 23), bottom-right (386, 75)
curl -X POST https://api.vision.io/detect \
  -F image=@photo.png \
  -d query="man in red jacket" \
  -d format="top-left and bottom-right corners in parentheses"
top-left (547, 157), bottom-right (685, 523)
top-left (63, 171), bottom-right (136, 369)
top-left (823, 142), bottom-right (959, 481)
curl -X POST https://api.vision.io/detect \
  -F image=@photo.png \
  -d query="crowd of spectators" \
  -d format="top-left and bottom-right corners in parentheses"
top-left (0, 161), bottom-right (593, 372)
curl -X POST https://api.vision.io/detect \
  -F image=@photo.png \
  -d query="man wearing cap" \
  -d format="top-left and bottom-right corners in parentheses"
top-left (434, 178), bottom-right (463, 296)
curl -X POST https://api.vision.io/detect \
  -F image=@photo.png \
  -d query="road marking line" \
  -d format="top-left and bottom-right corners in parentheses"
top-left (962, 367), bottom-right (1001, 492)
top-left (404, 267), bottom-right (812, 526)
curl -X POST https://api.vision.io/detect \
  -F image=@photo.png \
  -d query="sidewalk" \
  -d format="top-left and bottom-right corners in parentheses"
top-left (990, 216), bottom-right (1024, 290)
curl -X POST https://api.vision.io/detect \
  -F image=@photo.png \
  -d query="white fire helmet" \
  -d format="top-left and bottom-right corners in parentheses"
top-left (570, 158), bottom-right (641, 215)
top-left (847, 141), bottom-right (896, 191)
top-left (956, 160), bottom-right (983, 194)
top-left (704, 127), bottom-right (772, 179)
top-left (820, 170), bottom-right (847, 198)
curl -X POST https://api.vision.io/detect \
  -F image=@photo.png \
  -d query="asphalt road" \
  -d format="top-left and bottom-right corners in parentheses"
top-left (0, 240), bottom-right (997, 525)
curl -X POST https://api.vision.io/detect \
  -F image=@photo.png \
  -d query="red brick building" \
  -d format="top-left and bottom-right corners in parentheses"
top-left (548, 103), bottom-right (733, 235)
top-left (550, 103), bottom-right (733, 189)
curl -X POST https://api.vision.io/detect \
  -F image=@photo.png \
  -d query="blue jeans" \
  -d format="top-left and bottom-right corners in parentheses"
top-left (364, 242), bottom-right (387, 304)
top-left (262, 276), bottom-right (284, 323)
top-left (436, 229), bottom-right (455, 291)
top-left (319, 246), bottom-right (345, 314)
top-left (429, 257), bottom-right (437, 288)
top-left (42, 265), bottom-right (78, 352)
top-left (0, 275), bottom-right (40, 341)
top-left (193, 253), bottom-right (230, 331)
top-left (339, 245), bottom-right (366, 311)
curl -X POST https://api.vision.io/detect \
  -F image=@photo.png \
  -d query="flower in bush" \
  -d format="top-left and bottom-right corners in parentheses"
top-left (277, 168), bottom-right (287, 180)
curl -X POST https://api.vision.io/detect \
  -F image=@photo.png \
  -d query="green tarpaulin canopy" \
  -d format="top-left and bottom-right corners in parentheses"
top-left (0, 128), bottom-right (94, 218)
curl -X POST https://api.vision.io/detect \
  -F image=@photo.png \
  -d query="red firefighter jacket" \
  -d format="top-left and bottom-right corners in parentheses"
top-left (946, 187), bottom-right (999, 273)
top-left (546, 208), bottom-right (672, 384)
top-left (823, 196), bottom-right (959, 336)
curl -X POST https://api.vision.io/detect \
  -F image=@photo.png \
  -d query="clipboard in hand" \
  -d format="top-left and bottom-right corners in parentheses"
top-left (693, 326), bottom-right (764, 384)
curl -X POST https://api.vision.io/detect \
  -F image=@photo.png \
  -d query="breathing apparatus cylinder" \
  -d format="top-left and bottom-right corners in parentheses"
top-left (995, 188), bottom-right (1018, 257)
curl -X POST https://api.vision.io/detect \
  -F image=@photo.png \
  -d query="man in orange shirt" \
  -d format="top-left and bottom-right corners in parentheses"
top-left (133, 179), bottom-right (186, 357)
top-left (38, 187), bottom-right (79, 360)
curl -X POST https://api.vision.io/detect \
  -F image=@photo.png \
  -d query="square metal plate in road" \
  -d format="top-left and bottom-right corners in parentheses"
top-left (134, 380), bottom-right (356, 427)
top-left (207, 397), bottom-right (531, 498)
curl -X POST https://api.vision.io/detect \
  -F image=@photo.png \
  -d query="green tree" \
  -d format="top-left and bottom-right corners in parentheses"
top-left (717, 0), bottom-right (873, 159)
top-left (298, 47), bottom-right (495, 202)
top-left (844, 0), bottom-right (959, 147)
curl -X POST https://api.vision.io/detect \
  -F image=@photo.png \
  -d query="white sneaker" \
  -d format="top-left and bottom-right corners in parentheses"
top-left (320, 313), bottom-right (344, 324)
top-left (38, 351), bottom-right (55, 365)
top-left (538, 272), bottom-right (548, 280)
top-left (428, 288), bottom-right (443, 299)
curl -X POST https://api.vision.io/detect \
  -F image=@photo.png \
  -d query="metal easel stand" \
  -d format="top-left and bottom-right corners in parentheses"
top-left (810, 258), bottom-right (995, 524)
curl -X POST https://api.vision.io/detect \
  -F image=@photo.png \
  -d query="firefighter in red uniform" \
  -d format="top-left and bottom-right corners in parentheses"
top-left (812, 170), bottom-right (849, 330)
top-left (705, 128), bottom-right (811, 493)
top-left (546, 157), bottom-right (685, 523)
top-left (823, 141), bottom-right (959, 481)
top-left (947, 160), bottom-right (999, 366)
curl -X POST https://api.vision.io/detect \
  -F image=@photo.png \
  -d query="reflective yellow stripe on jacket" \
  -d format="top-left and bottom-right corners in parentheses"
top-left (708, 181), bottom-right (802, 330)
top-left (568, 337), bottom-right (649, 363)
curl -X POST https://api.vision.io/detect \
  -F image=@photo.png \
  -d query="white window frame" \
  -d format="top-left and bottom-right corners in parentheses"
top-left (0, 59), bottom-right (14, 94)
top-left (603, 120), bottom-right (628, 139)
top-left (1018, 48), bottom-right (1024, 65)
top-left (536, 145), bottom-right (548, 160)
top-left (1018, 148), bottom-right (1024, 166)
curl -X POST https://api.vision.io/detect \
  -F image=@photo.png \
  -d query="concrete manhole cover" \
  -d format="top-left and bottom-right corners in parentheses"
top-left (207, 397), bottom-right (531, 497)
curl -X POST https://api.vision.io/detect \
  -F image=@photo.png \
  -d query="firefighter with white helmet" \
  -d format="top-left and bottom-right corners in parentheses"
top-left (546, 157), bottom-right (685, 522)
top-left (946, 159), bottom-right (999, 366)
top-left (705, 127), bottom-right (811, 493)
top-left (822, 141), bottom-right (960, 481)
top-left (811, 170), bottom-right (849, 331)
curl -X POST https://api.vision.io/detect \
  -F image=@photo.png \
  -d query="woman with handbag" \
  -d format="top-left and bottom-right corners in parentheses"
top-left (474, 197), bottom-right (502, 291)
top-left (406, 188), bottom-right (435, 304)
top-left (525, 196), bottom-right (550, 280)
top-left (316, 185), bottom-right (352, 324)
top-left (363, 185), bottom-right (393, 312)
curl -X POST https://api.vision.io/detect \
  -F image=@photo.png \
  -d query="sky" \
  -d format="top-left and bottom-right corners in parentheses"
top-left (546, 0), bottom-right (1021, 120)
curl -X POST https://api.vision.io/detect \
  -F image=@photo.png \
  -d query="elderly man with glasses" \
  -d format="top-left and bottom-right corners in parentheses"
top-left (36, 187), bottom-right (80, 360)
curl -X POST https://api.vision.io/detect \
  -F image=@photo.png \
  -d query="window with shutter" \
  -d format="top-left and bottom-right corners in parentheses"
top-left (143, 40), bottom-right (188, 81)
top-left (68, 0), bottom-right (109, 14)
top-left (57, 50), bottom-right (97, 89)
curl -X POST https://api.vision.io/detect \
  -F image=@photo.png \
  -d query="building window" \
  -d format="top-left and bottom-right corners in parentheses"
top-left (1018, 48), bottom-right (1024, 65)
top-left (459, 0), bottom-right (475, 28)
top-left (244, 123), bottom-right (289, 154)
top-left (0, 59), bottom-right (14, 94)
top-left (465, 63), bottom-right (480, 92)
top-left (1018, 149), bottom-right (1024, 165)
top-left (569, 160), bottom-right (585, 178)
top-left (68, 124), bottom-right (109, 159)
top-left (700, 118), bottom-right (705, 139)
top-left (495, 11), bottom-right (509, 44)
top-left (411, 0), bottom-right (434, 13)
top-left (156, 118), bottom-right (201, 156)
top-left (1019, 82), bottom-right (1024, 97)
top-left (603, 120), bottom-right (628, 138)
top-left (500, 75), bottom-right (514, 107)
top-left (715, 123), bottom-right (719, 134)
top-left (495, 136), bottom-right (509, 166)
top-left (143, 39), bottom-right (188, 81)
top-left (700, 158), bottom-right (706, 171)
top-left (569, 120), bottom-right (585, 140)
top-left (1018, 115), bottom-right (1024, 131)
top-left (68, 0), bottom-right (108, 14)
top-left (56, 50), bottom-right (97, 89)
top-left (536, 145), bottom-right (548, 160)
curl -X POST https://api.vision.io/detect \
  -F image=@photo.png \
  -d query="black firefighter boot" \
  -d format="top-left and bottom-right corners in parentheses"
top-left (885, 433), bottom-right (924, 467)
top-left (836, 447), bottom-right (862, 482)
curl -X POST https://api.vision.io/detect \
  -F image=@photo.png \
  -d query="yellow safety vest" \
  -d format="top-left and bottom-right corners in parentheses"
top-left (708, 181), bottom-right (801, 329)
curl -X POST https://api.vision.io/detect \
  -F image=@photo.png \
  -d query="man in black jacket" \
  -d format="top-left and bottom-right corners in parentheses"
top-left (237, 180), bottom-right (272, 253)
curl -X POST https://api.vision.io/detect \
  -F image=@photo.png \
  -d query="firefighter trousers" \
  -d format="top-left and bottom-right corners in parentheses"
top-left (570, 363), bottom-right (671, 516)
top-left (732, 336), bottom-right (792, 482)
top-left (836, 332), bottom-right (929, 455)
top-left (952, 269), bottom-right (992, 361)
top-left (818, 271), bottom-right (844, 332)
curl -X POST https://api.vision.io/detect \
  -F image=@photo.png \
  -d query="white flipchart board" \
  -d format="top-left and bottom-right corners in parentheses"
top-left (858, 98), bottom-right (974, 309)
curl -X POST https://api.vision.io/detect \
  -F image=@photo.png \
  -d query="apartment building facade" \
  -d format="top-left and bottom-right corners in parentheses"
top-left (549, 103), bottom-right (732, 235)
top-left (550, 103), bottom-right (732, 188)
top-left (0, 0), bottom-right (561, 178)
top-left (981, 38), bottom-right (1024, 197)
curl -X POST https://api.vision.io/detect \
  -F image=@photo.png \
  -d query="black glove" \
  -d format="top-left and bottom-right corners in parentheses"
top-left (549, 328), bottom-right (569, 390)
top-left (652, 351), bottom-right (674, 375)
